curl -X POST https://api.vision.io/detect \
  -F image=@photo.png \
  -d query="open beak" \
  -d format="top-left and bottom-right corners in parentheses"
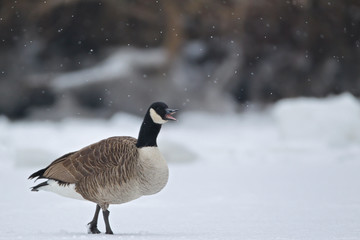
top-left (165, 108), bottom-right (178, 121)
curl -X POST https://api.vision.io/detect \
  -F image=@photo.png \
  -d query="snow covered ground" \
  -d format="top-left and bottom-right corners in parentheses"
top-left (1, 93), bottom-right (360, 240)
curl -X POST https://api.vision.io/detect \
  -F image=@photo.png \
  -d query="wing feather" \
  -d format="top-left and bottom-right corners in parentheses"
top-left (42, 136), bottom-right (138, 184)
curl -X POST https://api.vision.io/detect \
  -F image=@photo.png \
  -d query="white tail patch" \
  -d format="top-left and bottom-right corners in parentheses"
top-left (40, 180), bottom-right (85, 200)
top-left (150, 108), bottom-right (167, 124)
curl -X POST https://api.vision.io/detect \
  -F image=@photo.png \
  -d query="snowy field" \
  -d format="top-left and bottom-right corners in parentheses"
top-left (1, 93), bottom-right (360, 240)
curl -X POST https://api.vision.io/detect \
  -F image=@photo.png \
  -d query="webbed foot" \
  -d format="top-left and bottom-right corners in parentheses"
top-left (87, 222), bottom-right (101, 234)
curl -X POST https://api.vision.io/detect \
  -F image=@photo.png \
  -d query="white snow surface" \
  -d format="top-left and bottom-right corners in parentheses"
top-left (1, 93), bottom-right (360, 240)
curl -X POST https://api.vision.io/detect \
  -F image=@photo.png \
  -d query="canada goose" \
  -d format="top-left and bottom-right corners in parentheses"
top-left (28, 102), bottom-right (178, 234)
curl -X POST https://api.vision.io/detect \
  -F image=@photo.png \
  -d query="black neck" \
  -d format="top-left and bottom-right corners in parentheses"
top-left (136, 112), bottom-right (161, 148)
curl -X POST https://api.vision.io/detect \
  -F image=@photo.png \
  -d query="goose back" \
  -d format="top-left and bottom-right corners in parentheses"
top-left (41, 136), bottom-right (138, 185)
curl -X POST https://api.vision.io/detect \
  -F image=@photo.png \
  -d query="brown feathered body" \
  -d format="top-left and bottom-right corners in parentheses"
top-left (31, 136), bottom-right (169, 210)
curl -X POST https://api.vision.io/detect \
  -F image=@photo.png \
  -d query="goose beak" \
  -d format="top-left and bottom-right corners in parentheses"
top-left (165, 108), bottom-right (178, 121)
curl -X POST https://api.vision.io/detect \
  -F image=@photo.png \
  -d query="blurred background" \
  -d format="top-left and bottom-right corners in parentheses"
top-left (1, 2), bottom-right (360, 238)
top-left (0, 0), bottom-right (360, 119)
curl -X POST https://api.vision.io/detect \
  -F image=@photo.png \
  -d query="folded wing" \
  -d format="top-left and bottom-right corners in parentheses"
top-left (30, 136), bottom-right (138, 184)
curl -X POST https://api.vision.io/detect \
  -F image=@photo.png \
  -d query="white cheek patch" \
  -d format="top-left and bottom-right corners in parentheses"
top-left (150, 108), bottom-right (168, 124)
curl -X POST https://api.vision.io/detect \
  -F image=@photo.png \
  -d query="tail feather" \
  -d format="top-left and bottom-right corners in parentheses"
top-left (30, 181), bottom-right (49, 191)
top-left (28, 168), bottom-right (46, 180)
top-left (28, 151), bottom-right (76, 181)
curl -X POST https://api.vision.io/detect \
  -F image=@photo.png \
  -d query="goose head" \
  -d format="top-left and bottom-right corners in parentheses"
top-left (149, 102), bottom-right (178, 125)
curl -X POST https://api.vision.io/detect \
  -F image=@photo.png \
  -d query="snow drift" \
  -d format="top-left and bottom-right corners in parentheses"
top-left (272, 93), bottom-right (360, 145)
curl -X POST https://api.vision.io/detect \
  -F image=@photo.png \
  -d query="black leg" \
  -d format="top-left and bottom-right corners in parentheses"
top-left (87, 204), bottom-right (101, 234)
top-left (103, 209), bottom-right (114, 234)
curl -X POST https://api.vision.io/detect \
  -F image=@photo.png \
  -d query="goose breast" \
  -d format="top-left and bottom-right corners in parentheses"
top-left (138, 147), bottom-right (169, 195)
